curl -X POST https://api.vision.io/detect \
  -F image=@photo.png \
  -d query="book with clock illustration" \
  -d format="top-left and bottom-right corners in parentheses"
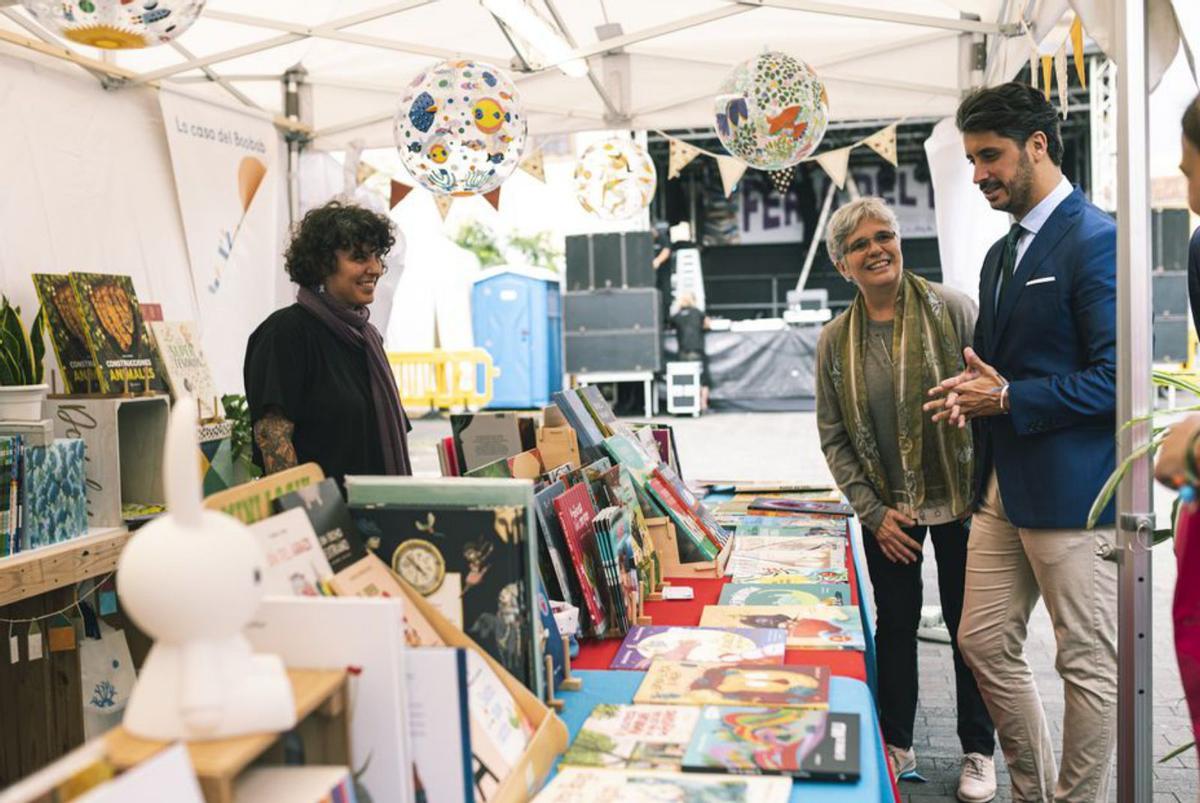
top-left (273, 477), bottom-right (369, 574)
top-left (348, 502), bottom-right (540, 693)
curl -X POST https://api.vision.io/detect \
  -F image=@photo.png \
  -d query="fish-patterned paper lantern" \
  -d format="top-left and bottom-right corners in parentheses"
top-left (714, 51), bottom-right (829, 171)
top-left (394, 60), bottom-right (527, 197)
top-left (573, 138), bottom-right (657, 220)
top-left (22, 0), bottom-right (205, 49)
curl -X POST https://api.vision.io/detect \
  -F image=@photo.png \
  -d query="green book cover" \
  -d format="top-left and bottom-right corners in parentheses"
top-left (68, 273), bottom-right (167, 394)
top-left (31, 274), bottom-right (100, 394)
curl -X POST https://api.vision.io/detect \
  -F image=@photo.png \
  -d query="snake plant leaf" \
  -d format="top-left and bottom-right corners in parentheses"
top-left (0, 301), bottom-right (33, 386)
top-left (30, 307), bottom-right (45, 385)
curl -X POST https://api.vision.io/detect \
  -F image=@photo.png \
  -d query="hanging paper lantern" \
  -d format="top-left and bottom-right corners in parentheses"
top-left (573, 138), bottom-right (657, 220)
top-left (769, 166), bottom-right (795, 195)
top-left (21, 0), bottom-right (205, 49)
top-left (394, 60), bottom-right (527, 197)
top-left (714, 51), bottom-right (829, 171)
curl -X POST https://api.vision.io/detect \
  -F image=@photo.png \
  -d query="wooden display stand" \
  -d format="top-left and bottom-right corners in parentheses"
top-left (104, 668), bottom-right (350, 803)
top-left (645, 516), bottom-right (732, 579)
top-left (44, 395), bottom-right (169, 528)
top-left (202, 462), bottom-right (323, 524)
top-left (393, 574), bottom-right (570, 803)
top-left (545, 634), bottom-right (584, 712)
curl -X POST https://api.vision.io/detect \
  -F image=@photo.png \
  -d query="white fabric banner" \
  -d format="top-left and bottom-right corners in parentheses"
top-left (159, 87), bottom-right (282, 393)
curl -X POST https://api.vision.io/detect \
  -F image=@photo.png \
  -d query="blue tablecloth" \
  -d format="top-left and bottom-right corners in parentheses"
top-left (555, 669), bottom-right (893, 803)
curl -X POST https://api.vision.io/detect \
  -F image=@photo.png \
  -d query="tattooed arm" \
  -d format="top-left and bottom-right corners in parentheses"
top-left (253, 406), bottom-right (298, 475)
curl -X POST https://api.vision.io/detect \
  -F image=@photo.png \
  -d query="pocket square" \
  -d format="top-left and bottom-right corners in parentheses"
top-left (1025, 276), bottom-right (1056, 286)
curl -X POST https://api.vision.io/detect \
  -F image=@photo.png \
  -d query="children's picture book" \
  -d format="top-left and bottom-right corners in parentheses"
top-left (533, 479), bottom-right (576, 606)
top-left (634, 661), bottom-right (830, 710)
top-left (406, 647), bottom-right (474, 803)
top-left (648, 474), bottom-right (718, 560)
top-left (734, 535), bottom-right (846, 555)
top-left (350, 503), bottom-right (537, 690)
top-left (732, 568), bottom-right (851, 586)
top-left (535, 570), bottom-right (565, 691)
top-left (610, 626), bottom-right (786, 670)
top-left (328, 552), bottom-right (405, 598)
top-left (654, 463), bottom-right (730, 548)
top-left (561, 703), bottom-right (701, 771)
top-left (553, 482), bottom-right (608, 637)
top-left (749, 498), bottom-right (855, 516)
top-left (681, 705), bottom-right (827, 776)
top-left (733, 516), bottom-right (848, 539)
top-left (68, 272), bottom-right (167, 394)
top-left (726, 537), bottom-right (845, 578)
top-left (273, 477), bottom-right (369, 573)
top-left (467, 649), bottom-right (533, 802)
top-left (248, 508), bottom-right (334, 596)
top-left (32, 273), bottom-right (100, 393)
top-left (533, 767), bottom-right (793, 803)
top-left (700, 605), bottom-right (865, 651)
top-left (147, 320), bottom-right (222, 420)
top-left (551, 390), bottom-right (606, 460)
top-left (718, 583), bottom-right (852, 607)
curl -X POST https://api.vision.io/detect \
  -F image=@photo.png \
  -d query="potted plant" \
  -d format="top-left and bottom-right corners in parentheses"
top-left (0, 295), bottom-right (47, 421)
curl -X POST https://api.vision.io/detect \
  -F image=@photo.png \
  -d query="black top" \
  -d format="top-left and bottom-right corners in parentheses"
top-left (672, 307), bottom-right (706, 354)
top-left (244, 304), bottom-right (385, 487)
top-left (1189, 227), bottom-right (1200, 341)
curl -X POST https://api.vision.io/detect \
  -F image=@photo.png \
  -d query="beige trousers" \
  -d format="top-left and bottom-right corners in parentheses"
top-left (958, 471), bottom-right (1118, 803)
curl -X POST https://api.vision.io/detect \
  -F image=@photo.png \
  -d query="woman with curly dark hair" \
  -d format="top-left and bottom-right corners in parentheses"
top-left (244, 200), bottom-right (411, 487)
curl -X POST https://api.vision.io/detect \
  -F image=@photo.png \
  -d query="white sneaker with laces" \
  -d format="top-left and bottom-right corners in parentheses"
top-left (886, 744), bottom-right (916, 779)
top-left (957, 753), bottom-right (996, 803)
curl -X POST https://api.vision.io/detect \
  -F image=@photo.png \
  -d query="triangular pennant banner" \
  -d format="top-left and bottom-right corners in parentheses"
top-left (433, 193), bottom-right (454, 220)
top-left (1070, 15), bottom-right (1087, 90)
top-left (716, 156), bottom-right (748, 198)
top-left (518, 150), bottom-right (546, 182)
top-left (668, 137), bottom-right (702, 179)
top-left (769, 166), bottom-right (796, 195)
top-left (484, 186), bottom-right (502, 212)
top-left (1055, 43), bottom-right (1069, 119)
top-left (814, 146), bottom-right (852, 190)
top-left (1022, 20), bottom-right (1039, 91)
top-left (863, 123), bottom-right (898, 167)
top-left (390, 180), bottom-right (413, 210)
top-left (356, 161), bottom-right (377, 186)
top-left (1040, 55), bottom-right (1054, 101)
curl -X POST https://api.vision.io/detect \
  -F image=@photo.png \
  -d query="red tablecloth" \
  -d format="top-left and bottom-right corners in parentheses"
top-left (573, 543), bottom-right (868, 682)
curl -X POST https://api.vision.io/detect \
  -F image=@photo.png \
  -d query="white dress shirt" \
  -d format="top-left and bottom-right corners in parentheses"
top-left (995, 175), bottom-right (1072, 310)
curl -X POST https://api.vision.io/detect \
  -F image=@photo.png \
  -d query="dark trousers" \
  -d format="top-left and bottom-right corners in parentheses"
top-left (862, 518), bottom-right (995, 755)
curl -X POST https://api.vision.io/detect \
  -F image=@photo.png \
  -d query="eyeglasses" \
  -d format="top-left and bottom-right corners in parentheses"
top-left (844, 230), bottom-right (897, 256)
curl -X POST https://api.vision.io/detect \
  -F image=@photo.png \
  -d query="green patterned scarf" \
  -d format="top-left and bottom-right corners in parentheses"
top-left (830, 271), bottom-right (974, 517)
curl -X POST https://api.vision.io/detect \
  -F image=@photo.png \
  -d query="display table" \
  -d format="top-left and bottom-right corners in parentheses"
top-left (556, 670), bottom-right (892, 803)
top-left (0, 526), bottom-right (130, 607)
top-left (662, 326), bottom-right (821, 412)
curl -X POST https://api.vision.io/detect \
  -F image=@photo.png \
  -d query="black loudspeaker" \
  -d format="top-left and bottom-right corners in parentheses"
top-left (1152, 271), bottom-right (1188, 317)
top-left (565, 332), bottom-right (662, 373)
top-left (1154, 315), bottom-right (1190, 363)
top-left (563, 288), bottom-right (662, 373)
top-left (1152, 209), bottom-right (1190, 272)
top-left (565, 232), bottom-right (655, 291)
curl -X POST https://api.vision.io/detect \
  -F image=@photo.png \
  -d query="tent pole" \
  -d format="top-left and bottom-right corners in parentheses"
top-left (795, 179), bottom-right (836, 293)
top-left (1113, 0), bottom-right (1154, 800)
top-left (283, 66), bottom-right (309, 229)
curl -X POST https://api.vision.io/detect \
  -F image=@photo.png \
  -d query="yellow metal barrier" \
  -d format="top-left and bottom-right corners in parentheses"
top-left (387, 349), bottom-right (500, 413)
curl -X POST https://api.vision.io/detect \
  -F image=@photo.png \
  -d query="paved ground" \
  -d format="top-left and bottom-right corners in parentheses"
top-left (408, 409), bottom-right (1194, 802)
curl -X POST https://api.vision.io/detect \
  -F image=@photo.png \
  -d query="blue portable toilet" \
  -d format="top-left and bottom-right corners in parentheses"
top-left (472, 266), bottom-right (563, 409)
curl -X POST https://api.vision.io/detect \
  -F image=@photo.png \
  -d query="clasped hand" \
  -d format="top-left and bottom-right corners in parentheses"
top-left (922, 347), bottom-right (1007, 427)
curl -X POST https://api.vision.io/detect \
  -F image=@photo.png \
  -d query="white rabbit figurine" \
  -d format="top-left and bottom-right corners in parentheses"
top-left (118, 397), bottom-right (296, 741)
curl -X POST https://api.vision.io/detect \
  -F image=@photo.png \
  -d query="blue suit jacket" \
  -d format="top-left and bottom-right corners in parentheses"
top-left (973, 187), bottom-right (1117, 528)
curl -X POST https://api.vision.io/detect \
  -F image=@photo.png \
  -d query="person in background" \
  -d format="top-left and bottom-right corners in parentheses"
top-left (670, 291), bottom-right (711, 412)
top-left (1151, 91), bottom-right (1200, 771)
top-left (244, 200), bottom-right (412, 489)
top-left (925, 82), bottom-right (1117, 803)
top-left (653, 221), bottom-right (674, 325)
top-left (815, 197), bottom-right (996, 801)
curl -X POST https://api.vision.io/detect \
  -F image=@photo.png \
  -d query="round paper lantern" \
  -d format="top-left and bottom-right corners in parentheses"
top-left (394, 60), bottom-right (527, 197)
top-left (714, 51), bottom-right (829, 171)
top-left (22, 0), bottom-right (205, 49)
top-left (573, 138), bottom-right (657, 220)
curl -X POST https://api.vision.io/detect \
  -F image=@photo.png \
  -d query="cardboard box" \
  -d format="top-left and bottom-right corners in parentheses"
top-left (536, 425), bottom-right (580, 472)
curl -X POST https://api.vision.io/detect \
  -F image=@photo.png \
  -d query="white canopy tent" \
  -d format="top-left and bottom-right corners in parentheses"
top-left (0, 1), bottom-right (1194, 795)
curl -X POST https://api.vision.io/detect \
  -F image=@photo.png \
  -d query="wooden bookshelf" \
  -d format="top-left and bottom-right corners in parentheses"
top-left (105, 668), bottom-right (349, 803)
top-left (0, 527), bottom-right (130, 607)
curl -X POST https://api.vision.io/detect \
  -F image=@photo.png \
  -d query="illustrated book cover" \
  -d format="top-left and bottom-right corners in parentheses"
top-left (406, 647), bottom-right (474, 803)
top-left (610, 626), bottom-right (786, 670)
top-left (32, 273), bottom-right (100, 393)
top-left (749, 498), bottom-right (855, 516)
top-left (273, 476), bottom-right (369, 573)
top-left (700, 605), bottom-right (865, 650)
top-left (67, 272), bottom-right (167, 394)
top-left (634, 661), bottom-right (830, 710)
top-left (248, 507), bottom-right (334, 596)
top-left (533, 479), bottom-right (577, 607)
top-left (534, 767), bottom-right (792, 803)
top-left (731, 567), bottom-right (851, 586)
top-left (147, 321), bottom-right (223, 420)
top-left (553, 482), bottom-right (608, 637)
top-left (718, 582), bottom-right (852, 607)
top-left (560, 703), bottom-right (701, 771)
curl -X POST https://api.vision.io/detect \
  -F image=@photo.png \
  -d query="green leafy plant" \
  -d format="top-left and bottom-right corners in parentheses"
top-left (0, 296), bottom-right (45, 387)
top-left (453, 221), bottom-right (504, 269)
top-left (506, 230), bottom-right (563, 273)
top-left (220, 393), bottom-right (261, 480)
top-left (452, 222), bottom-right (562, 273)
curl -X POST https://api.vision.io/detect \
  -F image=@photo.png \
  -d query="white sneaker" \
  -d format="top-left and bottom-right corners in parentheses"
top-left (957, 753), bottom-right (996, 803)
top-left (886, 744), bottom-right (916, 779)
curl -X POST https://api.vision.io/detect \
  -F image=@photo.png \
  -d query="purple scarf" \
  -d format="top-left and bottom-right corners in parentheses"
top-left (297, 286), bottom-right (411, 476)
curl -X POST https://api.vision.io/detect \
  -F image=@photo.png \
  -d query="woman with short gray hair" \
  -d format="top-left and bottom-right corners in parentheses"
top-left (815, 197), bottom-right (996, 800)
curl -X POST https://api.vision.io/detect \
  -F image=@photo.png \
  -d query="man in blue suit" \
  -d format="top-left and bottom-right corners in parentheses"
top-left (924, 83), bottom-right (1117, 803)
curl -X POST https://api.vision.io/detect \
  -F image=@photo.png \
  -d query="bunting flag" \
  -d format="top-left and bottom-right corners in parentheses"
top-left (1022, 20), bottom-right (1039, 91)
top-left (814, 146), bottom-right (852, 189)
top-left (484, 186), bottom-right (502, 212)
top-left (1055, 43), bottom-right (1069, 119)
top-left (433, 193), bottom-right (454, 220)
top-left (717, 156), bottom-right (748, 198)
top-left (518, 149), bottom-right (546, 182)
top-left (863, 123), bottom-right (898, 167)
top-left (1040, 55), bottom-right (1054, 101)
top-left (668, 138), bottom-right (703, 179)
top-left (769, 166), bottom-right (795, 194)
top-left (356, 160), bottom-right (378, 186)
top-left (1070, 15), bottom-right (1087, 89)
top-left (390, 180), bottom-right (413, 210)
